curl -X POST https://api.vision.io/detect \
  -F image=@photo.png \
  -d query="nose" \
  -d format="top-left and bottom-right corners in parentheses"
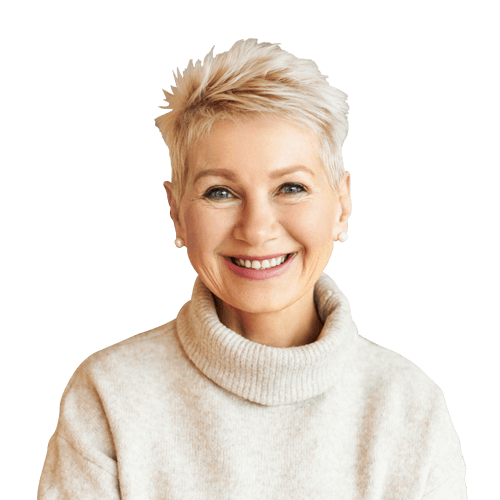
top-left (232, 195), bottom-right (281, 247)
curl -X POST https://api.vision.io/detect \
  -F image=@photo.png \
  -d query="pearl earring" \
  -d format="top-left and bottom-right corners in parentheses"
top-left (174, 237), bottom-right (185, 248)
top-left (338, 232), bottom-right (348, 242)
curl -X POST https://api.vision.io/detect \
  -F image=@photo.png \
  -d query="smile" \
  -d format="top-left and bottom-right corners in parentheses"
top-left (229, 253), bottom-right (295, 270)
top-left (223, 252), bottom-right (298, 281)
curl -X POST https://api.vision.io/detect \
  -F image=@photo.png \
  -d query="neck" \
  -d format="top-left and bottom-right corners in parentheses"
top-left (214, 287), bottom-right (323, 348)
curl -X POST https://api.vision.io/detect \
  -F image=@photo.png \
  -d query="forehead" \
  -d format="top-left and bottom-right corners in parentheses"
top-left (187, 117), bottom-right (323, 182)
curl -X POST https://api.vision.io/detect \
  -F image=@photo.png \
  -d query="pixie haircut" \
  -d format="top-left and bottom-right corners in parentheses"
top-left (155, 39), bottom-right (349, 205)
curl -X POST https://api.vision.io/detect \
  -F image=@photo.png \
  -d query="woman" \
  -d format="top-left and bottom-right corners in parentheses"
top-left (38, 40), bottom-right (467, 499)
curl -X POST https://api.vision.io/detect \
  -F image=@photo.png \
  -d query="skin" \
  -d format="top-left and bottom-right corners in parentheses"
top-left (164, 117), bottom-right (351, 348)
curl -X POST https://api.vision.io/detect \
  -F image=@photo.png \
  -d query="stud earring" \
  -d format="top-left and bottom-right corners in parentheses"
top-left (338, 232), bottom-right (348, 242)
top-left (174, 237), bottom-right (185, 248)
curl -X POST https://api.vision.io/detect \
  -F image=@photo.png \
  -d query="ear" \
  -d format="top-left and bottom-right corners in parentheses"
top-left (333, 171), bottom-right (352, 239)
top-left (163, 181), bottom-right (186, 241)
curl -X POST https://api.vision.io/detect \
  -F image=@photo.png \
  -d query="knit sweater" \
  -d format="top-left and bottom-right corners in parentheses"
top-left (38, 273), bottom-right (467, 499)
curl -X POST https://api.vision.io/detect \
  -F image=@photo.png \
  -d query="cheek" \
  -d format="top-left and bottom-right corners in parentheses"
top-left (284, 201), bottom-right (335, 251)
top-left (184, 208), bottom-right (223, 256)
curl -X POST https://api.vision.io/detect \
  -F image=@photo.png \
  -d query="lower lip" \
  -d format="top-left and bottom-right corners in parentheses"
top-left (223, 253), bottom-right (297, 281)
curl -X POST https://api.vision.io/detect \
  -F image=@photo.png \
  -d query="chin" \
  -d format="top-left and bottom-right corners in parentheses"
top-left (231, 297), bottom-right (292, 315)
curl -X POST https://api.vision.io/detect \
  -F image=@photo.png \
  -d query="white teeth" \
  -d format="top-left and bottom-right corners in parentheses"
top-left (233, 254), bottom-right (293, 269)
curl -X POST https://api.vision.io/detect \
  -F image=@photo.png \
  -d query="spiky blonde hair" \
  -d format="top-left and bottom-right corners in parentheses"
top-left (155, 39), bottom-right (349, 205)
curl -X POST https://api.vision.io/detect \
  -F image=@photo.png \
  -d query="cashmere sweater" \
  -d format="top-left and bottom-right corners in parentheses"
top-left (38, 273), bottom-right (467, 499)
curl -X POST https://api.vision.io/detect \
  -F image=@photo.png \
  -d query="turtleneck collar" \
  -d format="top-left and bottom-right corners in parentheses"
top-left (175, 273), bottom-right (359, 406)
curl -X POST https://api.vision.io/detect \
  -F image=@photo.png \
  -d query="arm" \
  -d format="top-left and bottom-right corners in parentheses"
top-left (38, 361), bottom-right (121, 499)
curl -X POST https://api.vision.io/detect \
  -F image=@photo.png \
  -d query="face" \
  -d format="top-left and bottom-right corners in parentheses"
top-left (166, 117), bottom-right (351, 315)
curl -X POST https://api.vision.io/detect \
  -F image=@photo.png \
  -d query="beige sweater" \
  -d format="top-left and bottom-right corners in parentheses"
top-left (38, 274), bottom-right (467, 499)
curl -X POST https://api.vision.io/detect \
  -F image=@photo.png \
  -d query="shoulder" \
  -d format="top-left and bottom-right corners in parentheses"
top-left (353, 335), bottom-right (447, 416)
top-left (73, 319), bottom-right (181, 387)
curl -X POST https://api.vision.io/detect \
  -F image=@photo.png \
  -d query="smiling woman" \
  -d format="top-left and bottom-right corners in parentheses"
top-left (164, 117), bottom-right (350, 346)
top-left (38, 40), bottom-right (467, 499)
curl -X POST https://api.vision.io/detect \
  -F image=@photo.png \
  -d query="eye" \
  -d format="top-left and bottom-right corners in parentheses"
top-left (203, 188), bottom-right (234, 200)
top-left (203, 182), bottom-right (307, 200)
top-left (281, 182), bottom-right (306, 195)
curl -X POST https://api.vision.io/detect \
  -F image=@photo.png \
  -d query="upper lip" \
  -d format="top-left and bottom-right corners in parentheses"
top-left (228, 253), bottom-right (294, 261)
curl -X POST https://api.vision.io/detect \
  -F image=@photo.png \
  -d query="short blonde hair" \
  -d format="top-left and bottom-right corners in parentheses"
top-left (155, 39), bottom-right (349, 205)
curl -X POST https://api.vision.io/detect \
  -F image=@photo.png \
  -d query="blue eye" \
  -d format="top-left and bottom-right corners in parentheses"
top-left (203, 182), bottom-right (307, 200)
top-left (203, 188), bottom-right (233, 200)
top-left (282, 182), bottom-right (306, 195)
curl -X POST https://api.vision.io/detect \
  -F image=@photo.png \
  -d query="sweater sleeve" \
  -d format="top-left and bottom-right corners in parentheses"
top-left (421, 468), bottom-right (467, 500)
top-left (38, 361), bottom-right (121, 500)
top-left (421, 388), bottom-right (467, 500)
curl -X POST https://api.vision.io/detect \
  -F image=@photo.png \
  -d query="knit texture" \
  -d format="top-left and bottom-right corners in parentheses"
top-left (38, 273), bottom-right (467, 499)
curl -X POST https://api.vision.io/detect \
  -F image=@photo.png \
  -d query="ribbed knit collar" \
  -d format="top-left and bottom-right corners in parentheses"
top-left (176, 273), bottom-right (359, 406)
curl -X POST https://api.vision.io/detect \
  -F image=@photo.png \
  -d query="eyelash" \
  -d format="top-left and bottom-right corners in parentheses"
top-left (203, 183), bottom-right (307, 200)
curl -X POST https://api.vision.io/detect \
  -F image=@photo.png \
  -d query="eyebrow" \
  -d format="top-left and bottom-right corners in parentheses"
top-left (193, 165), bottom-right (315, 184)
